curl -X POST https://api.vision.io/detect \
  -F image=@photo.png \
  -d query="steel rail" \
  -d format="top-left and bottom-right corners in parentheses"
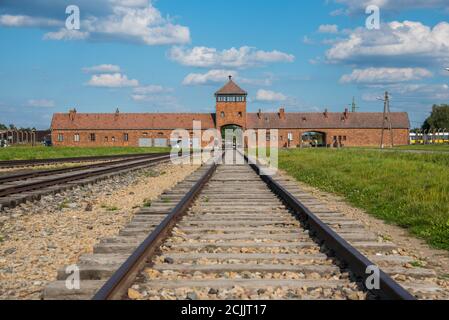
top-left (0, 152), bottom-right (168, 169)
top-left (0, 153), bottom-right (170, 184)
top-left (93, 157), bottom-right (219, 300)
top-left (0, 155), bottom-right (172, 198)
top-left (244, 153), bottom-right (416, 300)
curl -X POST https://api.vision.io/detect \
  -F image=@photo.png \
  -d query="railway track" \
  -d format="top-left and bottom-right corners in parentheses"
top-left (0, 153), bottom-right (172, 211)
top-left (0, 153), bottom-right (167, 169)
top-left (0, 153), bottom-right (170, 184)
top-left (44, 152), bottom-right (446, 300)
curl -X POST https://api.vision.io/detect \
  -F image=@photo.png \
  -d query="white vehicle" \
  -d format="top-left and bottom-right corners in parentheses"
top-left (0, 139), bottom-right (10, 148)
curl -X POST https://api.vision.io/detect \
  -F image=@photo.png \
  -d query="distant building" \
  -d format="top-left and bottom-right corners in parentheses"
top-left (51, 77), bottom-right (410, 147)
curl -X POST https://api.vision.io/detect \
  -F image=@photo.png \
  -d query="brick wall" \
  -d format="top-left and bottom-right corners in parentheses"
top-left (216, 101), bottom-right (247, 130)
top-left (52, 127), bottom-right (409, 148)
top-left (52, 130), bottom-right (198, 147)
top-left (257, 128), bottom-right (409, 148)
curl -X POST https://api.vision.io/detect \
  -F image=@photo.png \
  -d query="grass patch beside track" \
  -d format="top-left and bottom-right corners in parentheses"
top-left (279, 148), bottom-right (449, 250)
top-left (0, 146), bottom-right (170, 161)
top-left (394, 145), bottom-right (449, 152)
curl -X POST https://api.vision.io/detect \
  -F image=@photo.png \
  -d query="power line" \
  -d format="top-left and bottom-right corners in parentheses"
top-left (378, 91), bottom-right (394, 149)
top-left (350, 97), bottom-right (359, 113)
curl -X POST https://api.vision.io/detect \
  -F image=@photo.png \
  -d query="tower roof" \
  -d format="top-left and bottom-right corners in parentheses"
top-left (215, 76), bottom-right (247, 96)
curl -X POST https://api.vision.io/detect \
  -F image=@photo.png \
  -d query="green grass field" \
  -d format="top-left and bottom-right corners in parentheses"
top-left (0, 146), bottom-right (170, 161)
top-left (279, 148), bottom-right (449, 251)
top-left (394, 144), bottom-right (449, 152)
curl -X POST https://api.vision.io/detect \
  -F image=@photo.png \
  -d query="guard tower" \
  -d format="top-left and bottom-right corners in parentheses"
top-left (215, 76), bottom-right (248, 131)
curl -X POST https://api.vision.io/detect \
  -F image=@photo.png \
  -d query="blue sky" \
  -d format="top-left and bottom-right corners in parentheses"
top-left (1, 0), bottom-right (449, 129)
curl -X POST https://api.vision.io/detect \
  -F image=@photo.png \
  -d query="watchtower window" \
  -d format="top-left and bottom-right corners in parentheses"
top-left (221, 112), bottom-right (225, 118)
top-left (216, 95), bottom-right (246, 103)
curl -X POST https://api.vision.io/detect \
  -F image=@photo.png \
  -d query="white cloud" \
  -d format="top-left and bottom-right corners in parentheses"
top-left (109, 0), bottom-right (149, 7)
top-left (170, 46), bottom-right (294, 69)
top-left (27, 99), bottom-right (55, 108)
top-left (340, 67), bottom-right (433, 84)
top-left (0, 14), bottom-right (62, 27)
top-left (333, 0), bottom-right (449, 14)
top-left (183, 70), bottom-right (238, 86)
top-left (131, 93), bottom-right (181, 110)
top-left (303, 36), bottom-right (315, 45)
top-left (44, 28), bottom-right (89, 40)
top-left (1, 2), bottom-right (190, 46)
top-left (318, 24), bottom-right (339, 34)
top-left (83, 64), bottom-right (121, 73)
top-left (240, 73), bottom-right (276, 87)
top-left (133, 85), bottom-right (173, 94)
top-left (83, 5), bottom-right (190, 45)
top-left (255, 89), bottom-right (287, 102)
top-left (87, 73), bottom-right (139, 88)
top-left (182, 70), bottom-right (275, 87)
top-left (361, 83), bottom-right (449, 103)
top-left (326, 21), bottom-right (449, 65)
top-left (309, 56), bottom-right (322, 65)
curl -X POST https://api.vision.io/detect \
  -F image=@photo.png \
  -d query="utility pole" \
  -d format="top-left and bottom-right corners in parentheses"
top-left (351, 97), bottom-right (358, 113)
top-left (380, 91), bottom-right (394, 149)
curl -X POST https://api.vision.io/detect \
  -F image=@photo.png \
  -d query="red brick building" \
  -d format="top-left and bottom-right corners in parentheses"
top-left (51, 77), bottom-right (410, 147)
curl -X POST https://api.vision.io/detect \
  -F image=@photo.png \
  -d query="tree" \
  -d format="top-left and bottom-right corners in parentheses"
top-left (0, 123), bottom-right (7, 130)
top-left (422, 104), bottom-right (449, 130)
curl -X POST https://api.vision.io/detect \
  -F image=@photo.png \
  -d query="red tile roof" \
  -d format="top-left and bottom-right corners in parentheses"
top-left (247, 112), bottom-right (410, 129)
top-left (51, 111), bottom-right (409, 131)
top-left (215, 77), bottom-right (247, 96)
top-left (51, 113), bottom-right (216, 130)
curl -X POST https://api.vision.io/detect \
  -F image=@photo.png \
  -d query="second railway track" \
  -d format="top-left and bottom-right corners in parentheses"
top-left (43, 152), bottom-right (442, 300)
top-left (0, 153), bottom-right (171, 210)
top-left (0, 153), bottom-right (169, 169)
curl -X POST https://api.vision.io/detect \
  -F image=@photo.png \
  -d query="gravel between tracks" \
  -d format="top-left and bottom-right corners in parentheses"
top-left (0, 163), bottom-right (198, 300)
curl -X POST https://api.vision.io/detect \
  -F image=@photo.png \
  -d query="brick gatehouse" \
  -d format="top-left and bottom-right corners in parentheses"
top-left (51, 77), bottom-right (410, 147)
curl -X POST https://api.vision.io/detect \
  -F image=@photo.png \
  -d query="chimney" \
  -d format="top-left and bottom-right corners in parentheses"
top-left (324, 108), bottom-right (328, 118)
top-left (69, 108), bottom-right (77, 121)
top-left (344, 108), bottom-right (349, 119)
top-left (257, 109), bottom-right (262, 119)
top-left (279, 107), bottom-right (286, 120)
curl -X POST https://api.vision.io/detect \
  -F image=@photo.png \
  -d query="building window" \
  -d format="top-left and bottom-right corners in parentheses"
top-left (111, 136), bottom-right (116, 142)
top-left (343, 136), bottom-right (347, 141)
top-left (90, 133), bottom-right (96, 142)
top-left (74, 134), bottom-right (80, 142)
top-left (221, 112), bottom-right (225, 118)
top-left (57, 133), bottom-right (64, 142)
top-left (288, 133), bottom-right (293, 141)
top-left (238, 112), bottom-right (242, 117)
top-left (123, 133), bottom-right (129, 142)
top-left (266, 133), bottom-right (271, 141)
top-left (104, 136), bottom-right (108, 142)
top-left (143, 132), bottom-right (148, 136)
